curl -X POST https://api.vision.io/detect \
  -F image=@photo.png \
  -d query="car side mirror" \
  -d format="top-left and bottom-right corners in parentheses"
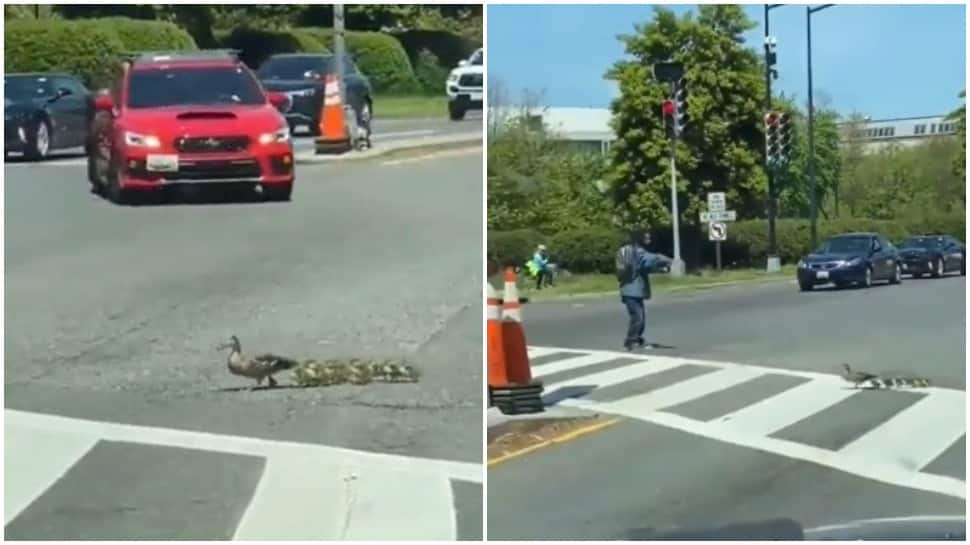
top-left (457, 59), bottom-right (469, 67)
top-left (266, 91), bottom-right (290, 112)
top-left (93, 92), bottom-right (114, 112)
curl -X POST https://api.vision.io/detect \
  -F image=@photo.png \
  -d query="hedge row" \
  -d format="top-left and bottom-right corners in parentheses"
top-left (5, 18), bottom-right (196, 88)
top-left (489, 213), bottom-right (967, 273)
top-left (220, 27), bottom-right (329, 70)
top-left (293, 28), bottom-right (419, 93)
top-left (393, 29), bottom-right (477, 72)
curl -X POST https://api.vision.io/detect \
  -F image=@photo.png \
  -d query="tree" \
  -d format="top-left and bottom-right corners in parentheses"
top-left (772, 99), bottom-right (842, 219)
top-left (948, 90), bottom-right (965, 181)
top-left (836, 113), bottom-right (870, 218)
top-left (605, 6), bottom-right (767, 237)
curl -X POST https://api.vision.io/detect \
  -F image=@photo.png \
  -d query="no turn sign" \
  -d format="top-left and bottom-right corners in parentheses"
top-left (709, 222), bottom-right (727, 241)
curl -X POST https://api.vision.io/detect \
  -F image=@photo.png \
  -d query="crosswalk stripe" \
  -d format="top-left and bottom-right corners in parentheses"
top-left (527, 346), bottom-right (569, 360)
top-left (604, 366), bottom-right (764, 415)
top-left (4, 425), bottom-right (98, 525)
top-left (543, 359), bottom-right (685, 395)
top-left (232, 452), bottom-right (348, 540)
top-left (716, 377), bottom-right (858, 436)
top-left (532, 352), bottom-right (633, 378)
top-left (838, 388), bottom-right (966, 472)
top-left (342, 467), bottom-right (456, 540)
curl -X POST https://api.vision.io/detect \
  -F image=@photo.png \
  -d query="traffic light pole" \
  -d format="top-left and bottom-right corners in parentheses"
top-left (334, 4), bottom-right (347, 104)
top-left (764, 4), bottom-right (781, 273)
top-left (669, 104), bottom-right (684, 278)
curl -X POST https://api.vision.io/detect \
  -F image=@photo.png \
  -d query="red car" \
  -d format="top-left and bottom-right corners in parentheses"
top-left (87, 50), bottom-right (295, 204)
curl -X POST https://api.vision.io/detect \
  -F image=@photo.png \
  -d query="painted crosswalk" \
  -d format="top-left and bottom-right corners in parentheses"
top-left (4, 409), bottom-right (481, 540)
top-left (527, 346), bottom-right (966, 500)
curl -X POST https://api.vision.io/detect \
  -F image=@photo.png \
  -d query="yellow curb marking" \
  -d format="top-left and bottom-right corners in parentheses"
top-left (487, 417), bottom-right (623, 467)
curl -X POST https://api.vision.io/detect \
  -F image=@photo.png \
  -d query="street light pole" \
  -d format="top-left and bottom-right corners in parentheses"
top-left (334, 4), bottom-right (347, 104)
top-left (669, 81), bottom-right (684, 278)
top-left (806, 4), bottom-right (833, 250)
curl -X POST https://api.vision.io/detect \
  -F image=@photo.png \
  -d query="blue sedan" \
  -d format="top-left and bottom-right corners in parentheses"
top-left (797, 232), bottom-right (902, 291)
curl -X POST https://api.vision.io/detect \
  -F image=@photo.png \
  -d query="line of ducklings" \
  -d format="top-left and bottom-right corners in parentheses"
top-left (292, 358), bottom-right (420, 387)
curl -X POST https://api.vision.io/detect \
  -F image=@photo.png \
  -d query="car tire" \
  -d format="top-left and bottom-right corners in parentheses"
top-left (23, 117), bottom-right (52, 161)
top-left (262, 185), bottom-right (292, 202)
top-left (890, 263), bottom-right (902, 284)
top-left (106, 161), bottom-right (134, 205)
top-left (448, 101), bottom-right (465, 121)
top-left (932, 257), bottom-right (944, 278)
top-left (962, 258), bottom-right (966, 276)
top-left (862, 266), bottom-right (873, 288)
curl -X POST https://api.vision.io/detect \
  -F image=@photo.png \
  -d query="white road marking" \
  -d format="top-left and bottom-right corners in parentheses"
top-left (838, 388), bottom-right (966, 472)
top-left (4, 424), bottom-right (98, 525)
top-left (529, 345), bottom-right (967, 500)
top-left (5, 409), bottom-right (479, 539)
top-left (543, 359), bottom-right (684, 394)
top-left (717, 377), bottom-right (858, 435)
top-left (526, 346), bottom-right (565, 360)
top-left (380, 146), bottom-right (479, 166)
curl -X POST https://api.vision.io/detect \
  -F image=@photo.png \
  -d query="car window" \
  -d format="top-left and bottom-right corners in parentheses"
top-left (817, 236), bottom-right (871, 254)
top-left (53, 77), bottom-right (87, 97)
top-left (258, 56), bottom-right (329, 80)
top-left (5, 76), bottom-right (55, 101)
top-left (127, 66), bottom-right (265, 108)
top-left (470, 49), bottom-right (483, 66)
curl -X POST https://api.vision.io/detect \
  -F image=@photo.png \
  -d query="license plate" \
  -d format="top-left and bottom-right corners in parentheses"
top-left (816, 271), bottom-right (829, 280)
top-left (146, 154), bottom-right (178, 172)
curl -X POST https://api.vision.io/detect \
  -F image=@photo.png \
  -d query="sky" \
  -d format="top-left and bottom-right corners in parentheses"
top-left (486, 3), bottom-right (967, 119)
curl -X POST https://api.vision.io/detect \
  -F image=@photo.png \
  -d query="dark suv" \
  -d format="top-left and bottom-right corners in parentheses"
top-left (796, 232), bottom-right (903, 291)
top-left (87, 50), bottom-right (294, 204)
top-left (257, 53), bottom-right (372, 138)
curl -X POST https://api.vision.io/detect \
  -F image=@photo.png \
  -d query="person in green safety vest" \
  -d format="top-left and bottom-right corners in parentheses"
top-left (525, 244), bottom-right (552, 290)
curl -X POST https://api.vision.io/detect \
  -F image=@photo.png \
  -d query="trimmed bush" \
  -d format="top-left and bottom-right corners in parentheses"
top-left (393, 29), bottom-right (477, 71)
top-left (5, 18), bottom-right (198, 89)
top-left (95, 17), bottom-right (197, 52)
top-left (220, 27), bottom-right (328, 70)
top-left (296, 28), bottom-right (419, 93)
top-left (413, 48), bottom-right (450, 95)
top-left (491, 213), bottom-right (967, 274)
top-left (5, 20), bottom-right (126, 89)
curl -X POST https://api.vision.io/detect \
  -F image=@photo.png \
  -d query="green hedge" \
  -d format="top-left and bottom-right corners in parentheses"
top-left (5, 18), bottom-right (197, 89)
top-left (296, 28), bottom-right (419, 93)
top-left (220, 27), bottom-right (328, 70)
top-left (393, 29), bottom-right (477, 71)
top-left (413, 48), bottom-right (450, 94)
top-left (489, 213), bottom-right (967, 274)
top-left (5, 20), bottom-right (126, 89)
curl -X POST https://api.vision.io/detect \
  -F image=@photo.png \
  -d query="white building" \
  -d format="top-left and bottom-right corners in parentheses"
top-left (489, 106), bottom-right (959, 154)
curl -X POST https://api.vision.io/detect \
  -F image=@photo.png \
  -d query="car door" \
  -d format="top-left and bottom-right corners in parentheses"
top-left (49, 76), bottom-right (88, 148)
top-left (870, 237), bottom-right (889, 279)
top-left (944, 236), bottom-right (964, 271)
top-left (60, 77), bottom-right (91, 147)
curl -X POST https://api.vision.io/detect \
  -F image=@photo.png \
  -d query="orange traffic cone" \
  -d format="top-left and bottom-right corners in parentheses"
top-left (486, 282), bottom-right (508, 407)
top-left (315, 74), bottom-right (351, 153)
top-left (489, 267), bottom-right (544, 415)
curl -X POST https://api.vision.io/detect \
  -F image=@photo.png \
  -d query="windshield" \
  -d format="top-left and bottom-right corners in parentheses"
top-left (5, 76), bottom-right (54, 101)
top-left (258, 56), bottom-right (330, 80)
top-left (127, 66), bottom-right (265, 109)
top-left (901, 237), bottom-right (943, 249)
top-left (816, 236), bottom-right (871, 254)
top-left (470, 49), bottom-right (484, 66)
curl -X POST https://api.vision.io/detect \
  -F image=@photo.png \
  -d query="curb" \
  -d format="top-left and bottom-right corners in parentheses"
top-left (487, 416), bottom-right (622, 467)
top-left (294, 133), bottom-right (481, 164)
top-left (525, 274), bottom-right (796, 302)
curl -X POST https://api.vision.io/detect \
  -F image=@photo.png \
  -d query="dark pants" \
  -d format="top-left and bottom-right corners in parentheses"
top-left (622, 296), bottom-right (645, 347)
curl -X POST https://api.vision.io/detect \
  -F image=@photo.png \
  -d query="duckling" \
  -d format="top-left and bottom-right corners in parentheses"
top-left (217, 335), bottom-right (299, 388)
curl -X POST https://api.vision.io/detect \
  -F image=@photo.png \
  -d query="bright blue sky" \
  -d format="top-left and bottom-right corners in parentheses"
top-left (487, 4), bottom-right (966, 119)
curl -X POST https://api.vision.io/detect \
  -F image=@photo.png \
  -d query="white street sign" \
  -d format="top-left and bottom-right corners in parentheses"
top-left (707, 192), bottom-right (726, 212)
top-left (709, 222), bottom-right (727, 242)
top-left (700, 210), bottom-right (737, 223)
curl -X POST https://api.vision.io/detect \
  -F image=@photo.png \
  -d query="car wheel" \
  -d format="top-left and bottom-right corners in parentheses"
top-left (931, 257), bottom-right (945, 278)
top-left (890, 263), bottom-right (902, 284)
top-left (24, 117), bottom-right (51, 161)
top-left (448, 101), bottom-right (465, 121)
top-left (862, 266), bottom-right (872, 288)
top-left (262, 185), bottom-right (292, 202)
top-left (962, 258), bottom-right (966, 276)
top-left (359, 100), bottom-right (372, 138)
top-left (106, 160), bottom-right (133, 205)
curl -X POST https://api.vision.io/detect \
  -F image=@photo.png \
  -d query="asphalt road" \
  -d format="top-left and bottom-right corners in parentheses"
top-left (489, 277), bottom-right (966, 540)
top-left (4, 147), bottom-right (483, 539)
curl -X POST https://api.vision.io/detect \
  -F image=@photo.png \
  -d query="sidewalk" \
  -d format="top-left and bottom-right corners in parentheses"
top-left (295, 132), bottom-right (481, 164)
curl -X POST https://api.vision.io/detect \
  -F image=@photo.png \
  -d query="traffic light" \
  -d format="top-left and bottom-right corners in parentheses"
top-left (662, 99), bottom-right (675, 139)
top-left (765, 35), bottom-right (778, 80)
top-left (674, 77), bottom-right (689, 136)
top-left (778, 112), bottom-right (793, 163)
top-left (764, 111), bottom-right (780, 165)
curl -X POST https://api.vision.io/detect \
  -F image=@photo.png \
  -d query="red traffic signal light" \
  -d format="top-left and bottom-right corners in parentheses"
top-left (662, 99), bottom-right (675, 116)
top-left (764, 112), bottom-right (779, 127)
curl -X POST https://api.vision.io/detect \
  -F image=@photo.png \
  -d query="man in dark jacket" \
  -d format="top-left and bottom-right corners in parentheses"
top-left (616, 230), bottom-right (670, 351)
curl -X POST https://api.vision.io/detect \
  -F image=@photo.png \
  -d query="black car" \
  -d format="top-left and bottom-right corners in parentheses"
top-left (257, 53), bottom-right (372, 138)
top-left (797, 232), bottom-right (902, 291)
top-left (898, 234), bottom-right (966, 278)
top-left (5, 73), bottom-right (92, 160)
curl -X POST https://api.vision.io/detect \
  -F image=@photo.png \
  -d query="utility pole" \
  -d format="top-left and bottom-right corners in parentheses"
top-left (654, 61), bottom-right (686, 277)
top-left (334, 4), bottom-right (347, 104)
top-left (806, 4), bottom-right (833, 250)
top-left (669, 82), bottom-right (684, 278)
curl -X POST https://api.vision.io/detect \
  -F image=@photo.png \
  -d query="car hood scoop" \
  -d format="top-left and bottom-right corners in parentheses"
top-left (175, 111), bottom-right (238, 121)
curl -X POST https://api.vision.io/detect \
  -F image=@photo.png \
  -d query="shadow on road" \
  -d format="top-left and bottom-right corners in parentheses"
top-left (92, 184), bottom-right (283, 207)
top-left (5, 151), bottom-right (87, 164)
top-left (625, 517), bottom-right (805, 540)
